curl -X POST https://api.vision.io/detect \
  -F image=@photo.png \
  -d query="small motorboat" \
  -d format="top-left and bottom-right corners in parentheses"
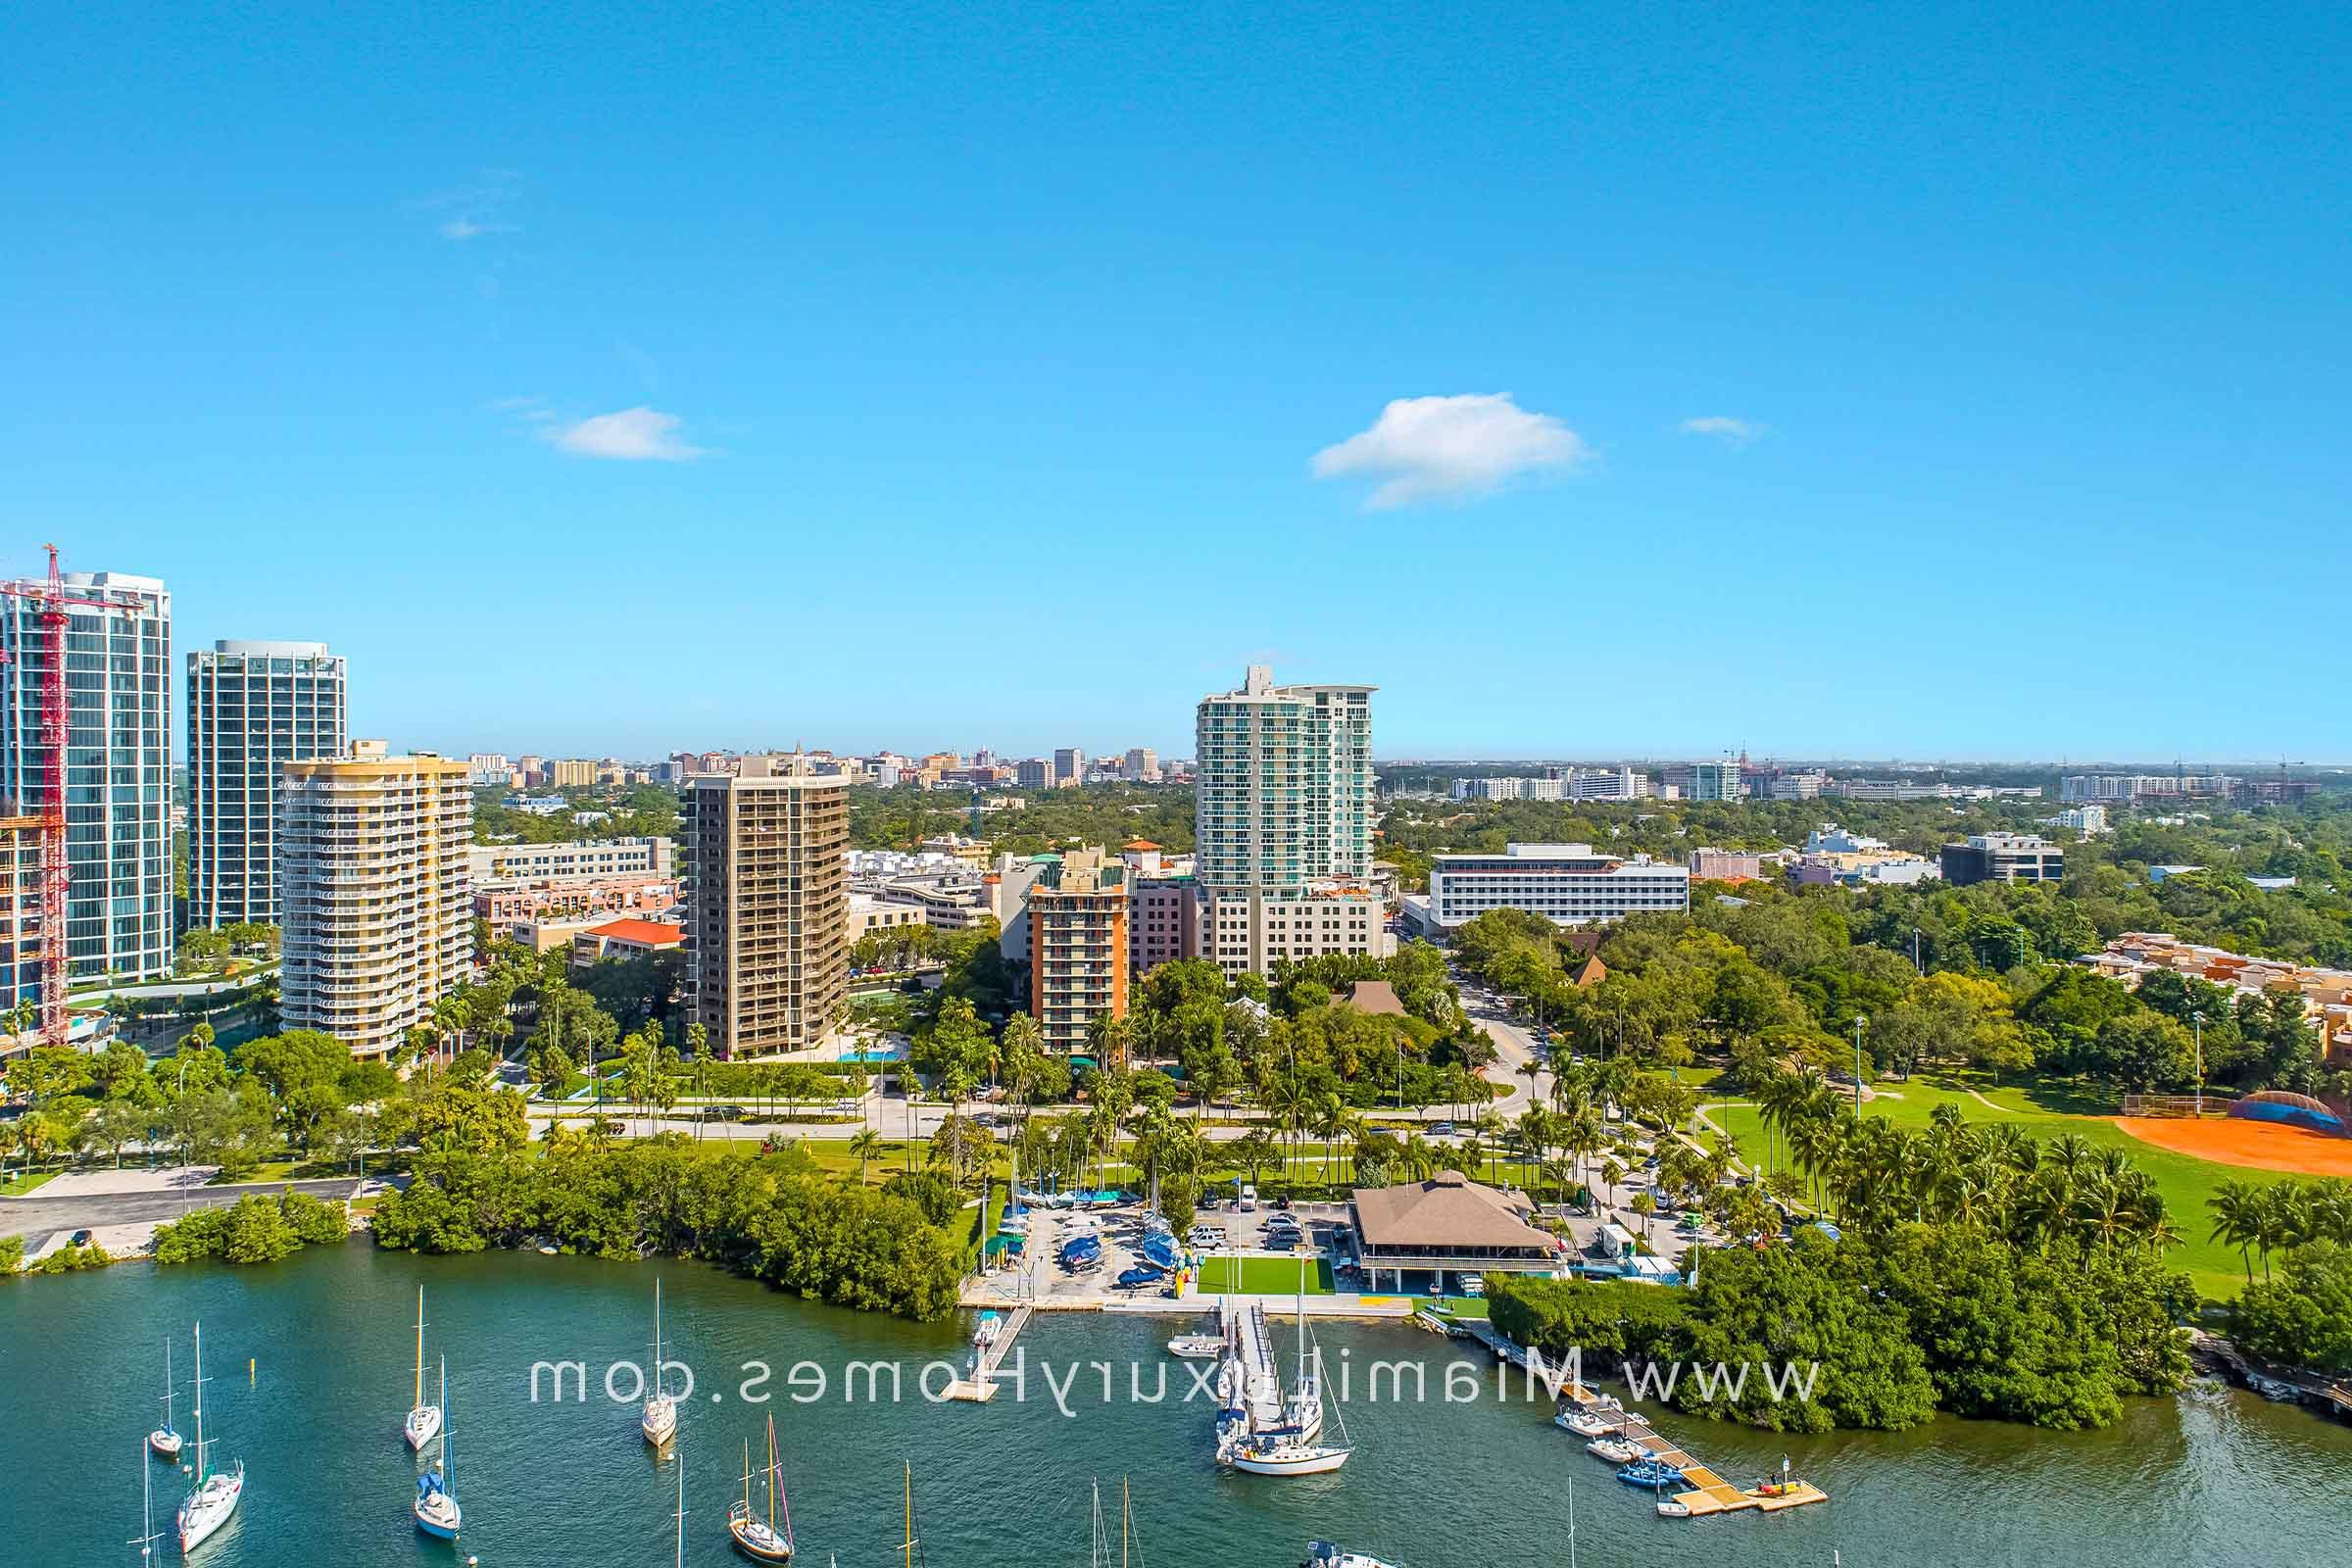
top-left (1303, 1542), bottom-right (1398, 1568)
top-left (1114, 1265), bottom-right (1164, 1290)
top-left (1587, 1438), bottom-right (1642, 1464)
top-left (1554, 1404), bottom-right (1621, 1439)
top-left (1655, 1496), bottom-right (1692, 1519)
top-left (972, 1311), bottom-right (1003, 1350)
top-left (1166, 1334), bottom-right (1225, 1359)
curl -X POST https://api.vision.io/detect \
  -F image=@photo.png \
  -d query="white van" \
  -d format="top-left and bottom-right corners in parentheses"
top-left (1239, 1185), bottom-right (1258, 1212)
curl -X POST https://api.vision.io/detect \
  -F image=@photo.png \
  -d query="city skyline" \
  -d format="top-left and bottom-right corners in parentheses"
top-left (11, 8), bottom-right (2348, 760)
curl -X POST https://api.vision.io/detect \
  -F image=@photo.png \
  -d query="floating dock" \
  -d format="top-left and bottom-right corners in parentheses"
top-left (944, 1303), bottom-right (1032, 1401)
top-left (1224, 1297), bottom-right (1286, 1430)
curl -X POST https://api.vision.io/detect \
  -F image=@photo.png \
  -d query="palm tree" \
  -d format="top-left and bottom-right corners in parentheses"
top-left (848, 1130), bottom-right (883, 1185)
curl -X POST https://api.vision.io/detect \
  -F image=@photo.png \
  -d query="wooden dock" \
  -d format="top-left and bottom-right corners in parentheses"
top-left (1555, 1365), bottom-right (1831, 1520)
top-left (943, 1303), bottom-right (1032, 1402)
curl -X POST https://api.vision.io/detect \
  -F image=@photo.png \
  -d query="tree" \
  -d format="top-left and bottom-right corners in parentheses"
top-left (848, 1130), bottom-right (883, 1185)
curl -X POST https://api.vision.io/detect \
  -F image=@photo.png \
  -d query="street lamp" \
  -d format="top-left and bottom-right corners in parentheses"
top-left (1852, 1016), bottom-right (1867, 1119)
top-left (2191, 1010), bottom-right (2205, 1117)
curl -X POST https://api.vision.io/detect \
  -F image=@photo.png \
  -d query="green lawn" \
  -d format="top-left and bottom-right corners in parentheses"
top-left (0, 1169), bottom-right (55, 1197)
top-left (1198, 1256), bottom-right (1335, 1295)
top-left (1699, 1073), bottom-right (2296, 1299)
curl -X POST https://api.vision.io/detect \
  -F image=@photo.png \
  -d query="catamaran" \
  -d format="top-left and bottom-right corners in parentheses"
top-left (413, 1358), bottom-right (462, 1540)
top-left (641, 1279), bottom-right (678, 1446)
top-left (148, 1337), bottom-right (183, 1460)
top-left (726, 1414), bottom-right (794, 1562)
top-left (405, 1287), bottom-right (443, 1451)
top-left (174, 1323), bottom-right (243, 1555)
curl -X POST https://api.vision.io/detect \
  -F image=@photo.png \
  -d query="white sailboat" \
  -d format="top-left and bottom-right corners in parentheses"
top-left (148, 1337), bottom-right (183, 1460)
top-left (174, 1323), bottom-right (243, 1555)
top-left (404, 1286), bottom-right (443, 1451)
top-left (413, 1358), bottom-right (462, 1540)
top-left (1231, 1256), bottom-right (1349, 1477)
top-left (641, 1278), bottom-right (678, 1446)
top-left (726, 1414), bottom-right (794, 1562)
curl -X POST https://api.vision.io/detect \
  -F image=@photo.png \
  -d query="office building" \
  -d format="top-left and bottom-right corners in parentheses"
top-left (1689, 759), bottom-right (1743, 802)
top-left (1015, 758), bottom-right (1053, 790)
top-left (467, 752), bottom-right (512, 784)
top-left (1053, 747), bottom-right (1086, 788)
top-left (0, 569), bottom-right (173, 984)
top-left (278, 753), bottom-right (473, 1058)
top-left (1028, 846), bottom-right (1130, 1052)
top-left (1939, 832), bottom-right (2065, 886)
top-left (186, 639), bottom-right (347, 928)
top-left (1195, 665), bottom-right (1378, 973)
top-left (685, 756), bottom-right (850, 1056)
top-left (1124, 747), bottom-right (1161, 784)
top-left (1127, 857), bottom-right (1202, 980)
top-left (1424, 843), bottom-right (1690, 932)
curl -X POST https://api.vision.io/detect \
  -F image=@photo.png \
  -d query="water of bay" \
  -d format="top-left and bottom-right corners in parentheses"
top-left (5, 1242), bottom-right (2348, 1568)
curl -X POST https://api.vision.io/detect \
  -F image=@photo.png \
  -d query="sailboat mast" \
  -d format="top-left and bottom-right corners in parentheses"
top-left (414, 1287), bottom-right (425, 1409)
top-left (1121, 1476), bottom-right (1130, 1568)
top-left (163, 1337), bottom-right (173, 1430)
top-left (190, 1322), bottom-right (208, 1485)
top-left (674, 1444), bottom-right (686, 1568)
top-left (771, 1416), bottom-right (793, 1551)
top-left (653, 1280), bottom-right (665, 1399)
top-left (132, 1437), bottom-right (154, 1562)
top-left (439, 1358), bottom-right (453, 1503)
top-left (902, 1462), bottom-right (914, 1568)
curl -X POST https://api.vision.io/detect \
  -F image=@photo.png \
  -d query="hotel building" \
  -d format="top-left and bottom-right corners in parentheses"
top-left (1424, 843), bottom-right (1690, 932)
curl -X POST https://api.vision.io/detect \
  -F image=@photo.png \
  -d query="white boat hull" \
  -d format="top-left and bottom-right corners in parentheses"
top-left (1656, 1501), bottom-right (1692, 1518)
top-left (1232, 1445), bottom-right (1351, 1477)
top-left (642, 1395), bottom-right (678, 1446)
top-left (414, 1494), bottom-right (463, 1540)
top-left (1167, 1336), bottom-right (1224, 1358)
top-left (728, 1502), bottom-right (794, 1562)
top-left (177, 1465), bottom-right (243, 1554)
top-left (149, 1429), bottom-right (183, 1460)
top-left (405, 1403), bottom-right (443, 1451)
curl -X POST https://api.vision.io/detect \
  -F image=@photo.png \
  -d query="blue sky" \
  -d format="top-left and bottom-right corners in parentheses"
top-left (8, 5), bottom-right (2347, 763)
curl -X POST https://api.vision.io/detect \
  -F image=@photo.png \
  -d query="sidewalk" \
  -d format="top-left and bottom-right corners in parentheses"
top-left (35, 1164), bottom-right (220, 1198)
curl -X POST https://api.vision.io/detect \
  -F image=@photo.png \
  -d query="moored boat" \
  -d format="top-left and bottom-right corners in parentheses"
top-left (1231, 1437), bottom-right (1352, 1477)
top-left (412, 1358), bottom-right (461, 1540)
top-left (642, 1279), bottom-right (679, 1446)
top-left (1616, 1456), bottom-right (1686, 1488)
top-left (1586, 1437), bottom-right (1641, 1464)
top-left (149, 1337), bottom-right (183, 1461)
top-left (1166, 1333), bottom-right (1224, 1358)
top-left (1303, 1544), bottom-right (1396, 1568)
top-left (404, 1287), bottom-right (443, 1451)
top-left (726, 1415), bottom-right (795, 1563)
top-left (175, 1323), bottom-right (244, 1554)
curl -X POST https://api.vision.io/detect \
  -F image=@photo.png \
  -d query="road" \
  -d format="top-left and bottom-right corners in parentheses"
top-left (1459, 973), bottom-right (1552, 1117)
top-left (0, 1176), bottom-right (362, 1243)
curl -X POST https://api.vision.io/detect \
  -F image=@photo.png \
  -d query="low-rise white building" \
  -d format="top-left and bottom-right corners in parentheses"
top-left (1425, 843), bottom-right (1690, 931)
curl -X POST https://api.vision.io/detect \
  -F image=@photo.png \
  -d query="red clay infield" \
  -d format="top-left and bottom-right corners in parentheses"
top-left (2113, 1116), bottom-right (2352, 1177)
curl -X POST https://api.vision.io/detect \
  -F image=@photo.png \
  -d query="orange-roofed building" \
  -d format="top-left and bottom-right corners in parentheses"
top-left (572, 917), bottom-right (686, 966)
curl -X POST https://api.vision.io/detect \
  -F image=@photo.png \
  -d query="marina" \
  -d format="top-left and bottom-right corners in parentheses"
top-left (16, 1244), bottom-right (2352, 1568)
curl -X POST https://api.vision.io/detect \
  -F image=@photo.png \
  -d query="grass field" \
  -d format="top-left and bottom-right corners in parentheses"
top-left (1698, 1073), bottom-right (2303, 1299)
top-left (0, 1169), bottom-right (55, 1197)
top-left (1198, 1256), bottom-right (1335, 1295)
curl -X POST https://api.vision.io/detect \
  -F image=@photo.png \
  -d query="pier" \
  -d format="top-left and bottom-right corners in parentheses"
top-left (943, 1303), bottom-right (1032, 1402)
top-left (1224, 1297), bottom-right (1287, 1430)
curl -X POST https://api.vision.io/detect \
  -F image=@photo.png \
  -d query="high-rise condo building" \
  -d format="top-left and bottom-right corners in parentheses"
top-left (1053, 747), bottom-right (1086, 787)
top-left (685, 756), bottom-right (850, 1056)
top-left (187, 639), bottom-right (348, 928)
top-left (1195, 664), bottom-right (1379, 974)
top-left (1027, 845), bottom-right (1130, 1053)
top-left (0, 570), bottom-right (173, 985)
top-left (1124, 747), bottom-right (1160, 783)
top-left (278, 752), bottom-right (474, 1058)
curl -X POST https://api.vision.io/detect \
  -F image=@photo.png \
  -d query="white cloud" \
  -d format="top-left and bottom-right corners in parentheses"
top-left (1680, 416), bottom-right (1763, 447)
top-left (539, 406), bottom-right (709, 462)
top-left (1310, 393), bottom-right (1590, 508)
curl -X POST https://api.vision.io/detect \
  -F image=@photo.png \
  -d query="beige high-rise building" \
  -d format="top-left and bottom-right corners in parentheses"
top-left (278, 753), bottom-right (474, 1059)
top-left (686, 756), bottom-right (850, 1056)
top-left (550, 758), bottom-right (597, 788)
top-left (1026, 846), bottom-right (1129, 1054)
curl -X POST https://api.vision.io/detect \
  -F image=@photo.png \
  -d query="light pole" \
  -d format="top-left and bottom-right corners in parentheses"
top-left (2191, 1010), bottom-right (2205, 1117)
top-left (1852, 1015), bottom-right (1866, 1119)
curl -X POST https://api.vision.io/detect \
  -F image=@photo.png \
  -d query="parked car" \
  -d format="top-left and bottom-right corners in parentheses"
top-left (1429, 1120), bottom-right (1457, 1137)
top-left (1265, 1232), bottom-right (1299, 1251)
top-left (70, 1229), bottom-right (93, 1247)
top-left (1238, 1185), bottom-right (1257, 1212)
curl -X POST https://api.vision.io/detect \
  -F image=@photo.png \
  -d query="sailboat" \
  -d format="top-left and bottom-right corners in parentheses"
top-left (130, 1436), bottom-right (164, 1565)
top-left (641, 1279), bottom-right (678, 1446)
top-left (726, 1415), bottom-right (794, 1562)
top-left (405, 1287), bottom-right (443, 1450)
top-left (174, 1323), bottom-right (244, 1554)
top-left (1232, 1257), bottom-right (1349, 1477)
top-left (673, 1442), bottom-right (688, 1568)
top-left (898, 1462), bottom-right (920, 1568)
top-left (413, 1358), bottom-right (462, 1540)
top-left (149, 1338), bottom-right (183, 1460)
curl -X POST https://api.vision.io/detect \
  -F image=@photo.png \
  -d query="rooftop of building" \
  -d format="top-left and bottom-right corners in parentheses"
top-left (1349, 1171), bottom-right (1552, 1251)
top-left (583, 917), bottom-right (685, 946)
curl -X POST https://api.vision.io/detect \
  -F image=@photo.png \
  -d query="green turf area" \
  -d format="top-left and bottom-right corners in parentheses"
top-left (1698, 1074), bottom-right (2301, 1299)
top-left (0, 1170), bottom-right (55, 1197)
top-left (1411, 1295), bottom-right (1493, 1318)
top-left (1198, 1256), bottom-right (1334, 1294)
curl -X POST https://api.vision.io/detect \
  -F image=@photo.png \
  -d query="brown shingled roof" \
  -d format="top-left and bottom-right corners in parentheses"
top-left (1349, 1171), bottom-right (1552, 1250)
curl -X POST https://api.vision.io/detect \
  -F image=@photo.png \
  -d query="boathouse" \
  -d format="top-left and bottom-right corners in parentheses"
top-left (1348, 1170), bottom-right (1565, 1291)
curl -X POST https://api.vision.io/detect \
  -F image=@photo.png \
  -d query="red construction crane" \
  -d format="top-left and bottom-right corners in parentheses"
top-left (0, 545), bottom-right (137, 1046)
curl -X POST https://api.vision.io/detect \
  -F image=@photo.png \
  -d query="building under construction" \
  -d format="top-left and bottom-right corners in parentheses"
top-left (0, 556), bottom-right (174, 1034)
